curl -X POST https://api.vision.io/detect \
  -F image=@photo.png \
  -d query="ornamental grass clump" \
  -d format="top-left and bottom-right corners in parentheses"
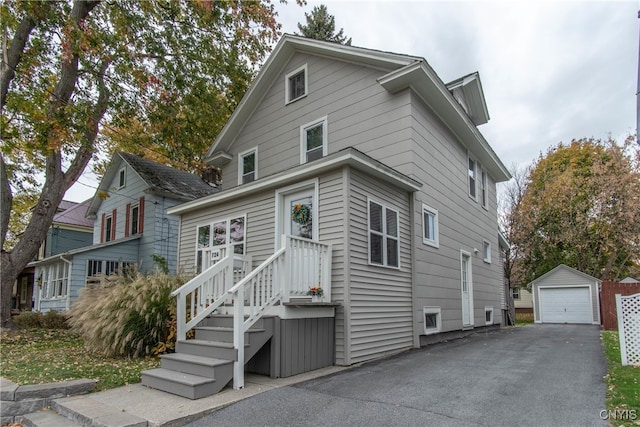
top-left (67, 270), bottom-right (184, 358)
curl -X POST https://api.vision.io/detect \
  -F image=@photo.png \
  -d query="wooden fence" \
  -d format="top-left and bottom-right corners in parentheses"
top-left (600, 280), bottom-right (640, 330)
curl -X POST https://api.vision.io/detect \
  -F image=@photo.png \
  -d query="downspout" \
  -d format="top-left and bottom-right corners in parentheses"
top-left (637, 10), bottom-right (639, 143)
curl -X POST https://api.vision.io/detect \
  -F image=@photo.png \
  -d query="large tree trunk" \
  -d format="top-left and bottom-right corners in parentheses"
top-left (0, 0), bottom-right (104, 329)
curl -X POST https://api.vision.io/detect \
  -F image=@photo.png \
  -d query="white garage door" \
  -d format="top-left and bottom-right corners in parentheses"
top-left (539, 287), bottom-right (592, 324)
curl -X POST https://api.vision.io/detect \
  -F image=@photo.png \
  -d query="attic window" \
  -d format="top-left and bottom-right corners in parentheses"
top-left (286, 64), bottom-right (307, 104)
top-left (118, 168), bottom-right (126, 188)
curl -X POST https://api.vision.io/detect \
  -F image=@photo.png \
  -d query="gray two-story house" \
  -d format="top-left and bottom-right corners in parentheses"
top-left (33, 152), bottom-right (218, 312)
top-left (143, 35), bottom-right (511, 399)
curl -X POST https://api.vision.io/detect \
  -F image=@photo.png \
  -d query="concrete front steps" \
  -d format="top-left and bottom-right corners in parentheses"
top-left (22, 397), bottom-right (147, 427)
top-left (141, 315), bottom-right (274, 400)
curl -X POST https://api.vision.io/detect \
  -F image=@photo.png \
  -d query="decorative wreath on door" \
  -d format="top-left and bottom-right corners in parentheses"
top-left (292, 203), bottom-right (311, 224)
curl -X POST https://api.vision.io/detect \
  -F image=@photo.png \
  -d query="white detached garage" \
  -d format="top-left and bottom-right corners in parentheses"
top-left (530, 265), bottom-right (601, 325)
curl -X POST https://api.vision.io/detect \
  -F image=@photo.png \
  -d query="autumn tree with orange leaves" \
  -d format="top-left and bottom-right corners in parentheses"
top-left (503, 136), bottom-right (640, 286)
top-left (0, 0), bottom-right (285, 329)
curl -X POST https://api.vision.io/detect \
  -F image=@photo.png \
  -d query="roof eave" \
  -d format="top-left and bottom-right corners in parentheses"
top-left (170, 148), bottom-right (421, 216)
top-left (378, 63), bottom-right (510, 183)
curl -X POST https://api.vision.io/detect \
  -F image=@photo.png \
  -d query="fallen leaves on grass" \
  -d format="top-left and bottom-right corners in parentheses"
top-left (0, 329), bottom-right (159, 390)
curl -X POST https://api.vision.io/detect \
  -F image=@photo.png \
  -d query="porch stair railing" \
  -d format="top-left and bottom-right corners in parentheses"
top-left (150, 235), bottom-right (331, 398)
top-left (172, 253), bottom-right (252, 342)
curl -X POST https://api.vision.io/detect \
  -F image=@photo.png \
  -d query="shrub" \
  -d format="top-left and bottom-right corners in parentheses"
top-left (13, 311), bottom-right (69, 329)
top-left (67, 270), bottom-right (184, 358)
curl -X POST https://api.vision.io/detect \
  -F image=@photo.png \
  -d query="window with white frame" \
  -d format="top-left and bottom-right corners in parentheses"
top-left (104, 214), bottom-right (113, 242)
top-left (483, 240), bottom-right (491, 263)
top-left (87, 259), bottom-right (133, 278)
top-left (239, 149), bottom-right (257, 185)
top-left (422, 204), bottom-right (439, 248)
top-left (42, 261), bottom-right (69, 299)
top-left (468, 156), bottom-right (477, 199)
top-left (480, 167), bottom-right (488, 208)
top-left (512, 287), bottom-right (520, 300)
top-left (300, 117), bottom-right (327, 163)
top-left (285, 64), bottom-right (307, 104)
top-left (196, 216), bottom-right (246, 273)
top-left (118, 168), bottom-right (126, 188)
top-left (423, 306), bottom-right (442, 335)
top-left (368, 199), bottom-right (399, 268)
top-left (485, 306), bottom-right (494, 325)
top-left (129, 203), bottom-right (140, 236)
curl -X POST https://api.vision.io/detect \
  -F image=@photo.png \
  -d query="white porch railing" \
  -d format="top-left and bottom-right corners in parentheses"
top-left (172, 235), bottom-right (332, 390)
top-left (229, 234), bottom-right (332, 389)
top-left (172, 253), bottom-right (252, 341)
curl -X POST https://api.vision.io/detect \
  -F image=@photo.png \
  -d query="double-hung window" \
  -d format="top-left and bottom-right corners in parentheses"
top-left (285, 64), bottom-right (307, 104)
top-left (422, 204), bottom-right (439, 248)
top-left (368, 199), bottom-right (399, 268)
top-left (483, 240), bottom-right (491, 263)
top-left (104, 214), bottom-right (113, 242)
top-left (468, 156), bottom-right (477, 199)
top-left (300, 117), bottom-right (327, 163)
top-left (118, 168), bottom-right (126, 188)
top-left (480, 167), bottom-right (488, 208)
top-left (239, 148), bottom-right (257, 185)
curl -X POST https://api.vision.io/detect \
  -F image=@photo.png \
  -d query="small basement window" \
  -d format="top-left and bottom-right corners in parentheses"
top-left (485, 306), bottom-right (494, 325)
top-left (423, 306), bottom-right (441, 335)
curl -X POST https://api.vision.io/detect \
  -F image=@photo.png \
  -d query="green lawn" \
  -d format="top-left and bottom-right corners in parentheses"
top-left (601, 330), bottom-right (640, 427)
top-left (0, 329), bottom-right (159, 391)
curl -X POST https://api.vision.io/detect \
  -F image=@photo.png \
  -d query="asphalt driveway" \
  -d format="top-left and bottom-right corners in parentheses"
top-left (186, 324), bottom-right (607, 427)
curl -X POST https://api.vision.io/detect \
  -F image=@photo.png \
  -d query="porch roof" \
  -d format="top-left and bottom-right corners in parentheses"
top-left (168, 148), bottom-right (422, 215)
top-left (28, 235), bottom-right (142, 267)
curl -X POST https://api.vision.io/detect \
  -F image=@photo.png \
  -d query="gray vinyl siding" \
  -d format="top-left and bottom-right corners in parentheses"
top-left (409, 92), bottom-right (503, 334)
top-left (346, 169), bottom-right (413, 364)
top-left (218, 52), bottom-right (408, 191)
top-left (532, 267), bottom-right (600, 323)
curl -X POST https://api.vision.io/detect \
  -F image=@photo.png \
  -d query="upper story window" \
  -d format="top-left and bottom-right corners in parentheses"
top-left (512, 287), bottom-right (520, 300)
top-left (285, 64), bottom-right (307, 104)
top-left (239, 148), bottom-right (257, 185)
top-left (480, 167), bottom-right (488, 209)
top-left (483, 240), bottom-right (491, 263)
top-left (422, 203), bottom-right (439, 248)
top-left (368, 199), bottom-right (399, 268)
top-left (104, 213), bottom-right (113, 242)
top-left (468, 156), bottom-right (477, 200)
top-left (300, 117), bottom-right (327, 163)
top-left (125, 197), bottom-right (144, 237)
top-left (118, 168), bottom-right (126, 188)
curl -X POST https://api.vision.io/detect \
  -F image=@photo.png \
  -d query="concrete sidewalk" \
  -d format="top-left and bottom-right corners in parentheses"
top-left (24, 366), bottom-right (347, 427)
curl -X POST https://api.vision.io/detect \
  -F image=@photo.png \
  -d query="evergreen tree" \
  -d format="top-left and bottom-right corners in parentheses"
top-left (296, 4), bottom-right (352, 45)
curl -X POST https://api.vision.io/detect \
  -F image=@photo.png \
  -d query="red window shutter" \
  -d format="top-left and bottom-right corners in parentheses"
top-left (100, 213), bottom-right (106, 243)
top-left (138, 197), bottom-right (145, 234)
top-left (111, 209), bottom-right (117, 241)
top-left (125, 204), bottom-right (131, 237)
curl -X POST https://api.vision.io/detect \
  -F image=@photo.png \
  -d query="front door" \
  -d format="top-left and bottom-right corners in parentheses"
top-left (461, 251), bottom-right (473, 327)
top-left (283, 189), bottom-right (315, 240)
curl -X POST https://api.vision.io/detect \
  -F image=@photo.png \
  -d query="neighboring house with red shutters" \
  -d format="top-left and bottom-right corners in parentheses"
top-left (32, 152), bottom-right (217, 313)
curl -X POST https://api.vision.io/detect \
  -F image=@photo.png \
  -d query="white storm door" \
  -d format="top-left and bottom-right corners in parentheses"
top-left (461, 251), bottom-right (473, 327)
top-left (283, 190), bottom-right (316, 240)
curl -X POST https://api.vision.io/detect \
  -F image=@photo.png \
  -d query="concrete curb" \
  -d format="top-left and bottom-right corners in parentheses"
top-left (0, 377), bottom-right (96, 425)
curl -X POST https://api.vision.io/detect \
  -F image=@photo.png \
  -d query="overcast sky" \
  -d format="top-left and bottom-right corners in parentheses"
top-left (66, 0), bottom-right (637, 202)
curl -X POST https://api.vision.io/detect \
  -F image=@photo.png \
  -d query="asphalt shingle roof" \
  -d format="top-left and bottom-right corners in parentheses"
top-left (119, 152), bottom-right (218, 201)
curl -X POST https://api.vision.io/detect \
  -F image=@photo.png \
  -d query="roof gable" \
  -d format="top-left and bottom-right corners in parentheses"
top-left (204, 34), bottom-right (510, 182)
top-left (529, 264), bottom-right (601, 286)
